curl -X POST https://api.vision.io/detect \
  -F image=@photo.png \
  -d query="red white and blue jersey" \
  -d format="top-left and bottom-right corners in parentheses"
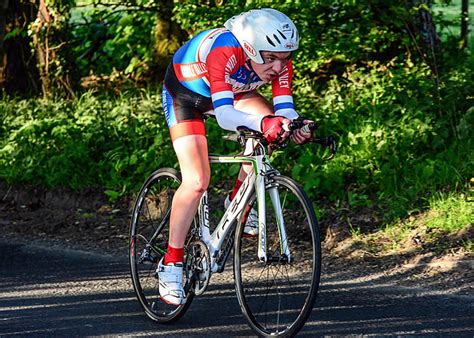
top-left (171, 28), bottom-right (298, 132)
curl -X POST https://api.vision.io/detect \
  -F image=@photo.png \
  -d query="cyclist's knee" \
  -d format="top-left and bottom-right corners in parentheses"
top-left (182, 173), bottom-right (209, 195)
top-left (192, 175), bottom-right (209, 194)
top-left (234, 91), bottom-right (273, 116)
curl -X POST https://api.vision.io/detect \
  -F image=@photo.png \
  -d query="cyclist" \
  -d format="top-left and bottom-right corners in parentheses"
top-left (159, 8), bottom-right (312, 305)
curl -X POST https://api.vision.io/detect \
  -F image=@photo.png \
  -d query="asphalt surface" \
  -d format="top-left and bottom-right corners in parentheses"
top-left (0, 240), bottom-right (473, 337)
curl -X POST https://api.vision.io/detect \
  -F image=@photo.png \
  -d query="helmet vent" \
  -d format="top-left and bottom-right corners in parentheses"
top-left (277, 30), bottom-right (286, 40)
top-left (266, 36), bottom-right (276, 47)
top-left (291, 30), bottom-right (294, 39)
top-left (273, 34), bottom-right (281, 44)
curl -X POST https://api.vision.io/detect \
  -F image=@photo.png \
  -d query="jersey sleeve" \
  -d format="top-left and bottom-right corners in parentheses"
top-left (206, 41), bottom-right (264, 132)
top-left (272, 60), bottom-right (299, 120)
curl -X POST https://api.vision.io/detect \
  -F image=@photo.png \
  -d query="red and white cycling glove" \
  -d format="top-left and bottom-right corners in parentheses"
top-left (261, 116), bottom-right (290, 143)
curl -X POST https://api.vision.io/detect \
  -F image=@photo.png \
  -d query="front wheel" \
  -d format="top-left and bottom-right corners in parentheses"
top-left (234, 175), bottom-right (321, 337)
top-left (129, 168), bottom-right (194, 323)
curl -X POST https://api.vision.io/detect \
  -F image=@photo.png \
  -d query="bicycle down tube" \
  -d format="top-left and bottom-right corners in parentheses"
top-left (204, 154), bottom-right (256, 272)
top-left (200, 151), bottom-right (287, 269)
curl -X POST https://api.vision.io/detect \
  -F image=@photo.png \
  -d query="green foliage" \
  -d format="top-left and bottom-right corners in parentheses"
top-left (46, 0), bottom-right (76, 15)
top-left (0, 91), bottom-right (175, 200)
top-left (71, 2), bottom-right (158, 80)
top-left (284, 56), bottom-right (474, 219)
top-left (1, 0), bottom-right (473, 233)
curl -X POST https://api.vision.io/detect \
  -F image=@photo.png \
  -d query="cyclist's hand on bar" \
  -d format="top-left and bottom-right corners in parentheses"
top-left (291, 118), bottom-right (314, 145)
top-left (261, 115), bottom-right (291, 143)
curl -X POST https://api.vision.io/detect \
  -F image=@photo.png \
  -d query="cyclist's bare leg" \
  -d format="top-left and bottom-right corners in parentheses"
top-left (169, 134), bottom-right (210, 248)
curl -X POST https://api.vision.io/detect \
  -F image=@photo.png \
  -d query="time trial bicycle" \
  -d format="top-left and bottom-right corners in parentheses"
top-left (129, 121), bottom-right (337, 337)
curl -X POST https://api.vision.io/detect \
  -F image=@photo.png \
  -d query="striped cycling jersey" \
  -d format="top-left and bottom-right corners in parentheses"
top-left (171, 28), bottom-right (298, 132)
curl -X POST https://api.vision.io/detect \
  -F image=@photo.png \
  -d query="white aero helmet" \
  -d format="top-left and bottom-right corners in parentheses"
top-left (224, 8), bottom-right (299, 64)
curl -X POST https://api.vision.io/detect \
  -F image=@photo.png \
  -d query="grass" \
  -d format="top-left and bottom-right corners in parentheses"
top-left (425, 192), bottom-right (472, 232)
top-left (353, 192), bottom-right (473, 256)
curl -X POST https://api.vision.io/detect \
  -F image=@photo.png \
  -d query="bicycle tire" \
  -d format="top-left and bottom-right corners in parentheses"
top-left (129, 168), bottom-right (194, 323)
top-left (234, 175), bottom-right (321, 337)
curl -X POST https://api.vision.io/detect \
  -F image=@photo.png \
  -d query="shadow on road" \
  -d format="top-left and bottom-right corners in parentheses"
top-left (0, 241), bottom-right (472, 336)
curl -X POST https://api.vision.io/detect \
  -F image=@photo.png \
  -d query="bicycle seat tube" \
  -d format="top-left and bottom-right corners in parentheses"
top-left (205, 154), bottom-right (259, 272)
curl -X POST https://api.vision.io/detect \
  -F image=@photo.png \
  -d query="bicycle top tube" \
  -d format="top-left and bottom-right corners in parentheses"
top-left (207, 150), bottom-right (270, 194)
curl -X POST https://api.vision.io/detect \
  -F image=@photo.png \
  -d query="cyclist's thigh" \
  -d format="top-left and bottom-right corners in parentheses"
top-left (161, 62), bottom-right (211, 186)
top-left (173, 135), bottom-right (210, 190)
top-left (234, 91), bottom-right (274, 117)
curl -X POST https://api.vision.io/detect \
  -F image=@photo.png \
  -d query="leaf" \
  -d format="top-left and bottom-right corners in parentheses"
top-left (4, 28), bottom-right (22, 41)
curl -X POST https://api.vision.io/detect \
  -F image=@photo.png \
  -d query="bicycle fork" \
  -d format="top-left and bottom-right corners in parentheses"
top-left (257, 180), bottom-right (291, 264)
top-left (268, 185), bottom-right (291, 263)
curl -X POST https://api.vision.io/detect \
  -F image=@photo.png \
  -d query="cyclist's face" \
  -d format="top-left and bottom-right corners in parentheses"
top-left (250, 51), bottom-right (291, 82)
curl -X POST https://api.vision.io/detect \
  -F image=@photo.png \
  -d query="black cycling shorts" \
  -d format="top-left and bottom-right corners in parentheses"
top-left (162, 63), bottom-right (212, 141)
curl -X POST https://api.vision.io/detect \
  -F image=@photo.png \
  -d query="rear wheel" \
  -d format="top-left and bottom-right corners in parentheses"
top-left (129, 168), bottom-right (194, 323)
top-left (234, 175), bottom-right (321, 337)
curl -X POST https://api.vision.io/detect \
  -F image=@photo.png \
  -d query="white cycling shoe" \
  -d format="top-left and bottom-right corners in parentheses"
top-left (157, 258), bottom-right (186, 305)
top-left (224, 196), bottom-right (258, 237)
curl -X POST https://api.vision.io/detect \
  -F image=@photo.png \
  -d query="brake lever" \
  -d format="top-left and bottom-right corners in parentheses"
top-left (312, 135), bottom-right (337, 160)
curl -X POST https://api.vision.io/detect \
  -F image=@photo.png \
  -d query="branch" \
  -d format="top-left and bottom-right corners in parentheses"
top-left (76, 1), bottom-right (161, 11)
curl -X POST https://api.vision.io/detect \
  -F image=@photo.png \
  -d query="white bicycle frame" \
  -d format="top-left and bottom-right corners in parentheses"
top-left (197, 143), bottom-right (291, 273)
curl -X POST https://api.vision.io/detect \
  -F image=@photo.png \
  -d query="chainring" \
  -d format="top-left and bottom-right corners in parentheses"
top-left (186, 240), bottom-right (211, 296)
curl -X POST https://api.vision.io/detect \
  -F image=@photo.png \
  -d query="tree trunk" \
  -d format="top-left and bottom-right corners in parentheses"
top-left (153, 0), bottom-right (187, 81)
top-left (415, 0), bottom-right (439, 54)
top-left (406, 0), bottom-right (440, 74)
top-left (0, 0), bottom-right (7, 90)
top-left (461, 0), bottom-right (469, 49)
top-left (31, 0), bottom-right (75, 98)
top-left (0, 0), bottom-right (40, 95)
top-left (32, 0), bottom-right (52, 98)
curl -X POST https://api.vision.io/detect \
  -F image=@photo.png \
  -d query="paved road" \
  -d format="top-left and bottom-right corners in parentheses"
top-left (0, 241), bottom-right (473, 337)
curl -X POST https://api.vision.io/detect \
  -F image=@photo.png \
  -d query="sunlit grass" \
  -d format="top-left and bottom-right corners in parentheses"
top-left (349, 192), bottom-right (473, 256)
top-left (425, 192), bottom-right (472, 233)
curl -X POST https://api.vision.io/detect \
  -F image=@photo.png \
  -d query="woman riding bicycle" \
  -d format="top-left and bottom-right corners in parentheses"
top-left (159, 8), bottom-right (313, 305)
